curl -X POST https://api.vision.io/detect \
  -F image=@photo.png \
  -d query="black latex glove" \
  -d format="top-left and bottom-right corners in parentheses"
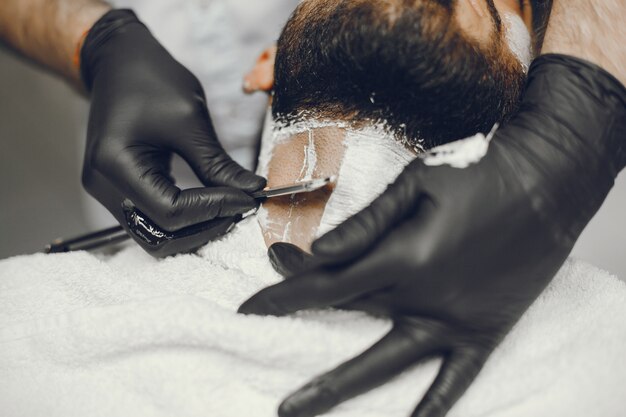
top-left (239, 55), bottom-right (626, 417)
top-left (80, 9), bottom-right (266, 256)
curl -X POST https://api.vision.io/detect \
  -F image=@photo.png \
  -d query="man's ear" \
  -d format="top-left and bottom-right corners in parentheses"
top-left (243, 45), bottom-right (277, 94)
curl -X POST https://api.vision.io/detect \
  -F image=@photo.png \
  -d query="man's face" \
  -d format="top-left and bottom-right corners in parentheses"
top-left (248, 0), bottom-right (536, 251)
top-left (269, 0), bottom-right (533, 148)
top-left (246, 0), bottom-right (534, 99)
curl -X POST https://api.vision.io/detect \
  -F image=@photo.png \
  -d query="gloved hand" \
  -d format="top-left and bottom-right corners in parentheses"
top-left (80, 9), bottom-right (266, 256)
top-left (239, 55), bottom-right (626, 417)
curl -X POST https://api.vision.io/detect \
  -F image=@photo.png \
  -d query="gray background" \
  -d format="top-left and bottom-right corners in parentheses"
top-left (1, 48), bottom-right (624, 279)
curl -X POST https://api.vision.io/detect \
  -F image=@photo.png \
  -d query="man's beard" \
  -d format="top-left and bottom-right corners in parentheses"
top-left (272, 0), bottom-right (528, 150)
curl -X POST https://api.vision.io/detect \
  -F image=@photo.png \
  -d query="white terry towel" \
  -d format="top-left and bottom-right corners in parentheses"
top-left (0, 217), bottom-right (625, 417)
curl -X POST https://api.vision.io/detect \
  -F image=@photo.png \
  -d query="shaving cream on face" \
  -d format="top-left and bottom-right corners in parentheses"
top-left (255, 109), bottom-right (279, 238)
top-left (256, 111), bottom-right (346, 177)
top-left (257, 112), bottom-right (419, 245)
top-left (257, 112), bottom-right (497, 247)
top-left (256, 113), bottom-right (348, 246)
top-left (421, 124), bottom-right (498, 169)
top-left (299, 131), bottom-right (318, 181)
top-left (502, 12), bottom-right (532, 72)
top-left (316, 126), bottom-right (417, 237)
top-left (256, 108), bottom-right (276, 178)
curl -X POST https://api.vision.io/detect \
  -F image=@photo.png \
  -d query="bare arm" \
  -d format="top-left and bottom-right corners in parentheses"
top-left (0, 0), bottom-right (111, 84)
top-left (542, 0), bottom-right (626, 85)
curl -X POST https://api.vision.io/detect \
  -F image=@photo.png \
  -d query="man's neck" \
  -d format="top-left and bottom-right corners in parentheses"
top-left (259, 125), bottom-right (346, 251)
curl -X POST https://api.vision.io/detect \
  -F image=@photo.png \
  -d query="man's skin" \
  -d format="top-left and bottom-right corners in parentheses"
top-left (542, 0), bottom-right (625, 84)
top-left (0, 0), bottom-right (111, 84)
top-left (240, 1), bottom-right (626, 417)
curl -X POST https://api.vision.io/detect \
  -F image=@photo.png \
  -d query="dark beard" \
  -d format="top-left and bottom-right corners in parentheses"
top-left (272, 0), bottom-right (527, 149)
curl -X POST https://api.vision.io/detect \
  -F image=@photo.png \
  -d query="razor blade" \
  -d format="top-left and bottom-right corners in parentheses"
top-left (45, 176), bottom-right (336, 256)
top-left (252, 176), bottom-right (336, 199)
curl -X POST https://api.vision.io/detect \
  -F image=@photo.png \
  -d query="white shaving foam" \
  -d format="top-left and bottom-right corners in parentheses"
top-left (281, 220), bottom-right (293, 242)
top-left (256, 111), bottom-right (327, 241)
top-left (256, 111), bottom-right (346, 178)
top-left (256, 109), bottom-right (276, 178)
top-left (503, 12), bottom-right (532, 72)
top-left (316, 126), bottom-right (416, 237)
top-left (256, 112), bottom-right (420, 241)
top-left (421, 124), bottom-right (498, 169)
top-left (299, 130), bottom-right (317, 181)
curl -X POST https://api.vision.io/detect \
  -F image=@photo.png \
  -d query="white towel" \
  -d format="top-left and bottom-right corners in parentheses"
top-left (0, 217), bottom-right (625, 417)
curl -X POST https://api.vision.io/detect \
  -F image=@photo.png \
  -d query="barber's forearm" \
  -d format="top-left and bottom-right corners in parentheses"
top-left (0, 0), bottom-right (111, 84)
top-left (542, 0), bottom-right (625, 85)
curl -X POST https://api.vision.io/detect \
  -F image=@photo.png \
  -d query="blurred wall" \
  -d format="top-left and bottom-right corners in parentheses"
top-left (0, 48), bottom-right (90, 256)
top-left (1, 47), bottom-right (624, 280)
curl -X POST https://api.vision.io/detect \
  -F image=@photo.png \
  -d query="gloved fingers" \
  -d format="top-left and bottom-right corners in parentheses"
top-left (266, 245), bottom-right (396, 315)
top-left (176, 127), bottom-right (266, 193)
top-left (238, 241), bottom-right (404, 316)
top-left (277, 323), bottom-right (444, 417)
top-left (239, 214), bottom-right (434, 315)
top-left (109, 159), bottom-right (258, 230)
top-left (339, 291), bottom-right (397, 316)
top-left (155, 186), bottom-right (259, 230)
top-left (312, 166), bottom-right (427, 264)
top-left (269, 195), bottom-right (435, 283)
top-left (188, 149), bottom-right (266, 193)
top-left (237, 268), bottom-right (364, 316)
top-left (411, 346), bottom-right (490, 417)
top-left (268, 243), bottom-right (318, 278)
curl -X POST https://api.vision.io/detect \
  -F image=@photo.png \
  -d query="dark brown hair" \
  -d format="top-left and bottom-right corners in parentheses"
top-left (272, 0), bottom-right (527, 149)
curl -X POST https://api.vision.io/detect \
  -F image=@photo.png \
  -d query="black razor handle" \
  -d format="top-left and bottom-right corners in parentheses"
top-left (122, 200), bottom-right (242, 257)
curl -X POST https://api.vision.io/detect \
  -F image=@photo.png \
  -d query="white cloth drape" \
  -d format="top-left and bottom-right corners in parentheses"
top-left (1, 217), bottom-right (625, 417)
